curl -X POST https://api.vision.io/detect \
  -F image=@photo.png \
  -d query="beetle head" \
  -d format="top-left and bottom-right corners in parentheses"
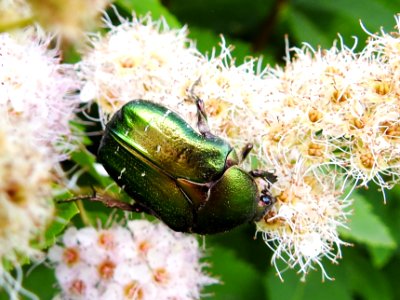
top-left (251, 172), bottom-right (277, 222)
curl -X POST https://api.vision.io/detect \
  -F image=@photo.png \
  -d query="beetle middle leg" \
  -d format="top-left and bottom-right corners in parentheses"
top-left (187, 77), bottom-right (216, 138)
top-left (195, 98), bottom-right (216, 138)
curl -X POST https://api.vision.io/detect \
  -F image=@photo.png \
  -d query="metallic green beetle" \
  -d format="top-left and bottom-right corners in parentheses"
top-left (98, 98), bottom-right (275, 234)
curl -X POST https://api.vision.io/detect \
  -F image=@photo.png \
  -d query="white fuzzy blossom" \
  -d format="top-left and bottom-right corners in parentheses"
top-left (0, 28), bottom-right (80, 297)
top-left (78, 14), bottom-right (203, 121)
top-left (78, 13), bottom-right (400, 278)
top-left (0, 123), bottom-right (54, 258)
top-left (49, 220), bottom-right (217, 300)
top-left (0, 29), bottom-right (79, 157)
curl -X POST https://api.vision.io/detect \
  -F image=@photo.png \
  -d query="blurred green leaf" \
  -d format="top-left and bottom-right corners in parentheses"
top-left (204, 245), bottom-right (265, 300)
top-left (206, 224), bottom-right (272, 274)
top-left (367, 245), bottom-right (395, 268)
top-left (21, 264), bottom-right (57, 300)
top-left (38, 200), bottom-right (79, 249)
top-left (264, 263), bottom-right (352, 300)
top-left (189, 27), bottom-right (254, 64)
top-left (294, 0), bottom-right (396, 30)
top-left (0, 264), bottom-right (57, 300)
top-left (167, 0), bottom-right (285, 62)
top-left (116, 0), bottom-right (181, 27)
top-left (71, 147), bottom-right (115, 188)
top-left (287, 7), bottom-right (332, 48)
top-left (340, 193), bottom-right (396, 248)
top-left (287, 0), bottom-right (397, 49)
top-left (166, 0), bottom-right (273, 37)
top-left (344, 247), bottom-right (393, 300)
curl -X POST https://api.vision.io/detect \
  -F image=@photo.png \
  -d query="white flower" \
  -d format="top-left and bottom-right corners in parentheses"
top-left (49, 220), bottom-right (217, 300)
top-left (0, 28), bottom-right (80, 158)
top-left (0, 28), bottom-right (80, 297)
top-left (78, 14), bottom-right (202, 124)
top-left (0, 124), bottom-right (54, 262)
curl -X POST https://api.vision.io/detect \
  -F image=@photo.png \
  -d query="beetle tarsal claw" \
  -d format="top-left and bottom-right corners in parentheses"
top-left (240, 143), bottom-right (254, 162)
top-left (188, 76), bottom-right (202, 97)
top-left (195, 98), bottom-right (214, 138)
top-left (249, 169), bottom-right (277, 184)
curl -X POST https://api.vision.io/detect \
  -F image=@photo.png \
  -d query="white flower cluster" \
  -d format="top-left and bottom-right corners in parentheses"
top-left (49, 220), bottom-right (217, 300)
top-left (79, 14), bottom-right (202, 122)
top-left (255, 18), bottom-right (400, 277)
top-left (0, 123), bottom-right (54, 262)
top-left (0, 30), bottom-right (79, 157)
top-left (0, 28), bottom-right (79, 296)
top-left (78, 13), bottom-right (400, 278)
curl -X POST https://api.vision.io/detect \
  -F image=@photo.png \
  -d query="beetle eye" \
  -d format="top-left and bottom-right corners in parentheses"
top-left (260, 195), bottom-right (273, 206)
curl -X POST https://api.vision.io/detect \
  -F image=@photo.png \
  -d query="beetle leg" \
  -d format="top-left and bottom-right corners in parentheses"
top-left (240, 143), bottom-right (253, 162)
top-left (195, 98), bottom-right (213, 138)
top-left (58, 194), bottom-right (140, 212)
top-left (131, 202), bottom-right (154, 214)
top-left (249, 169), bottom-right (277, 185)
top-left (187, 77), bottom-right (215, 138)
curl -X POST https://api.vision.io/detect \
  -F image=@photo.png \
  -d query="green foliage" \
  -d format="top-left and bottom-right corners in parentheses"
top-left (204, 245), bottom-right (266, 300)
top-left (340, 192), bottom-right (396, 248)
top-left (116, 0), bottom-right (181, 27)
top-left (286, 0), bottom-right (397, 50)
top-left (265, 263), bottom-right (352, 300)
top-left (39, 200), bottom-right (80, 249)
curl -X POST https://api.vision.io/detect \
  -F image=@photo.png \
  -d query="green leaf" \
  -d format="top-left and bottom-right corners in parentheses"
top-left (287, 0), bottom-right (397, 50)
top-left (22, 264), bottom-right (58, 300)
top-left (116, 0), bottom-right (181, 28)
top-left (367, 245), bottom-right (395, 268)
top-left (39, 199), bottom-right (79, 249)
top-left (344, 247), bottom-right (393, 300)
top-left (206, 224), bottom-right (271, 274)
top-left (0, 264), bottom-right (58, 300)
top-left (71, 147), bottom-right (115, 189)
top-left (167, 0), bottom-right (272, 36)
top-left (264, 263), bottom-right (352, 300)
top-left (203, 245), bottom-right (265, 300)
top-left (340, 193), bottom-right (396, 248)
top-left (189, 27), bottom-right (253, 64)
top-left (296, 0), bottom-right (396, 31)
top-left (287, 8), bottom-right (332, 48)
